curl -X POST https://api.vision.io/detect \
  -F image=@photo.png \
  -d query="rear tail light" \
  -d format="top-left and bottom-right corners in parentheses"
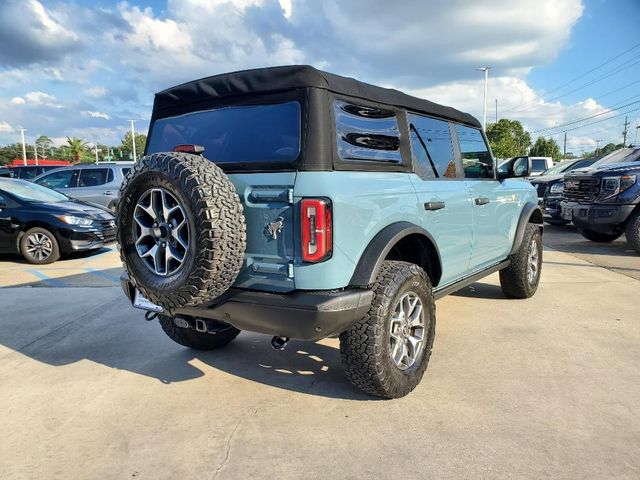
top-left (301, 198), bottom-right (332, 262)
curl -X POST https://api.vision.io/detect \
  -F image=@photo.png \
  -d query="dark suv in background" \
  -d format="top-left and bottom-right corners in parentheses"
top-left (530, 158), bottom-right (596, 225)
top-left (560, 147), bottom-right (640, 252)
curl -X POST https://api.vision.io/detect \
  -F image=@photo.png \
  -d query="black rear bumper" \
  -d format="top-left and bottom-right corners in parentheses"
top-left (121, 274), bottom-right (373, 341)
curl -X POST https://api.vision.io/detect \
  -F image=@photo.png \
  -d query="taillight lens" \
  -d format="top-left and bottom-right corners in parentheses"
top-left (301, 198), bottom-right (332, 262)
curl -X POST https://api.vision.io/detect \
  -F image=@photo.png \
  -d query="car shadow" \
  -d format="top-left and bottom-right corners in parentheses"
top-left (450, 281), bottom-right (508, 300)
top-left (542, 223), bottom-right (637, 257)
top-left (1, 269), bottom-right (376, 401)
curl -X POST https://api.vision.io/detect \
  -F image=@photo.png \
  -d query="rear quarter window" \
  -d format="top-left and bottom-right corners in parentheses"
top-left (334, 101), bottom-right (402, 164)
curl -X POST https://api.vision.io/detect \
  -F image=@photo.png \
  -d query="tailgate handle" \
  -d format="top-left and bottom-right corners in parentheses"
top-left (475, 197), bottom-right (490, 206)
top-left (424, 201), bottom-right (445, 211)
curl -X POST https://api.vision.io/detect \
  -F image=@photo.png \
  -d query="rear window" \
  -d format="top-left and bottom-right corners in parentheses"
top-left (531, 159), bottom-right (548, 171)
top-left (79, 168), bottom-right (109, 187)
top-left (146, 102), bottom-right (300, 165)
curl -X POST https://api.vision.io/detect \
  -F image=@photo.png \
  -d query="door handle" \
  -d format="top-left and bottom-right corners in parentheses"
top-left (103, 190), bottom-right (115, 195)
top-left (424, 201), bottom-right (445, 211)
top-left (474, 197), bottom-right (490, 206)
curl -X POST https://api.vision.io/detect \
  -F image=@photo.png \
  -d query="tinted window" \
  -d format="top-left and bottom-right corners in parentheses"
top-left (147, 102), bottom-right (300, 165)
top-left (335, 101), bottom-right (402, 163)
top-left (16, 167), bottom-right (41, 180)
top-left (79, 169), bottom-right (109, 187)
top-left (121, 168), bottom-right (131, 178)
top-left (107, 169), bottom-right (114, 182)
top-left (408, 113), bottom-right (457, 178)
top-left (455, 125), bottom-right (494, 179)
top-left (570, 159), bottom-right (593, 170)
top-left (36, 169), bottom-right (77, 189)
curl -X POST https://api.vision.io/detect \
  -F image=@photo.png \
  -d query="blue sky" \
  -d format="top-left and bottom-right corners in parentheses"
top-left (0, 0), bottom-right (638, 155)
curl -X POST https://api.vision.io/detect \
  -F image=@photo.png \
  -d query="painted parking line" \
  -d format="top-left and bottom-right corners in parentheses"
top-left (85, 268), bottom-right (121, 284)
top-left (26, 269), bottom-right (69, 288)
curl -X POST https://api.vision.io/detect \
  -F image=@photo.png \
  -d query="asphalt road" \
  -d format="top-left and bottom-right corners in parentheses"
top-left (1, 230), bottom-right (639, 479)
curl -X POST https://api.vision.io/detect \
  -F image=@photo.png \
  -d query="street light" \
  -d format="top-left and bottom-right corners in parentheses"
top-left (129, 120), bottom-right (137, 161)
top-left (19, 128), bottom-right (27, 165)
top-left (476, 67), bottom-right (490, 130)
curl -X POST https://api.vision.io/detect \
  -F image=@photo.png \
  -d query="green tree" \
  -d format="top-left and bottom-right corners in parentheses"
top-left (0, 143), bottom-right (25, 165)
top-left (530, 137), bottom-right (562, 162)
top-left (66, 137), bottom-right (88, 163)
top-left (35, 135), bottom-right (52, 160)
top-left (120, 132), bottom-right (147, 161)
top-left (485, 119), bottom-right (531, 159)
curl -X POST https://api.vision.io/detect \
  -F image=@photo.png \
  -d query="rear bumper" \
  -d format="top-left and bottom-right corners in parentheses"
top-left (121, 274), bottom-right (373, 341)
top-left (560, 201), bottom-right (635, 234)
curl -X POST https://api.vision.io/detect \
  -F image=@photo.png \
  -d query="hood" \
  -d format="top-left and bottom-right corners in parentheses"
top-left (31, 200), bottom-right (115, 220)
top-left (529, 173), bottom-right (565, 184)
top-left (592, 162), bottom-right (640, 174)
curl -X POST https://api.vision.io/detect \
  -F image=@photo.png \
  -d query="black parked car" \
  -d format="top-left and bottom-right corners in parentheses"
top-left (530, 158), bottom-right (596, 225)
top-left (560, 147), bottom-right (640, 252)
top-left (0, 177), bottom-right (116, 264)
top-left (8, 165), bottom-right (62, 180)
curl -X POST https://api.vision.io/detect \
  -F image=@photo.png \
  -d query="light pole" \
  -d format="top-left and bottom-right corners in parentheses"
top-left (94, 142), bottom-right (99, 164)
top-left (129, 120), bottom-right (137, 161)
top-left (19, 128), bottom-right (27, 165)
top-left (476, 67), bottom-right (490, 130)
top-left (635, 125), bottom-right (639, 146)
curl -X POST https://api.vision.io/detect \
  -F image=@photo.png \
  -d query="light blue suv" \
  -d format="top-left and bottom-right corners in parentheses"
top-left (117, 66), bottom-right (542, 398)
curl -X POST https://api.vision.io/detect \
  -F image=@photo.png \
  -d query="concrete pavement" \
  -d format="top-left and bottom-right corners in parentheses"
top-left (1, 248), bottom-right (638, 479)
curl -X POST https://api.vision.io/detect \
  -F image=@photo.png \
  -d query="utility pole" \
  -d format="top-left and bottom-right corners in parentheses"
top-left (19, 128), bottom-right (27, 165)
top-left (495, 99), bottom-right (498, 124)
top-left (34, 144), bottom-right (38, 166)
top-left (595, 138), bottom-right (602, 154)
top-left (129, 120), bottom-right (137, 161)
top-left (622, 116), bottom-right (630, 147)
top-left (563, 132), bottom-right (567, 161)
top-left (635, 125), bottom-right (640, 146)
top-left (94, 142), bottom-right (99, 164)
top-left (476, 67), bottom-right (490, 130)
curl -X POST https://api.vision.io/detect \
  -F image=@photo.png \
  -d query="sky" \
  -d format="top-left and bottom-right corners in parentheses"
top-left (0, 0), bottom-right (639, 156)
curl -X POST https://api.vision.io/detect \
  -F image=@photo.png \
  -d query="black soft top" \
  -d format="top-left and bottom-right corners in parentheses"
top-left (154, 65), bottom-right (481, 128)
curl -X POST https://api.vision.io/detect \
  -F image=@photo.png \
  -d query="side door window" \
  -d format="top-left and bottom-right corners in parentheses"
top-left (35, 170), bottom-right (78, 189)
top-left (456, 125), bottom-right (495, 179)
top-left (408, 113), bottom-right (458, 178)
top-left (78, 168), bottom-right (109, 188)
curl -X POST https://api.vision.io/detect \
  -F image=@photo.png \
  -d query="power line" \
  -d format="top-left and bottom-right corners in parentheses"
top-left (502, 41), bottom-right (640, 114)
top-left (538, 106), bottom-right (640, 136)
top-left (531, 98), bottom-right (640, 134)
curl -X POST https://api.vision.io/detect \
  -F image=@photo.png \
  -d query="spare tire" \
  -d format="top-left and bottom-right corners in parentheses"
top-left (117, 152), bottom-right (246, 310)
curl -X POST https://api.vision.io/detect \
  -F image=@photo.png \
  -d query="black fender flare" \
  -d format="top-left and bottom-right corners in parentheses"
top-left (510, 202), bottom-right (543, 255)
top-left (348, 221), bottom-right (442, 287)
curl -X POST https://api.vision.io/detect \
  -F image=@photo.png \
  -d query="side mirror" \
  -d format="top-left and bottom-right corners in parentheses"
top-left (497, 157), bottom-right (531, 180)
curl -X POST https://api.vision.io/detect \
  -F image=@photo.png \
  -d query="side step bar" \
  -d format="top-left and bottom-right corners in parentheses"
top-left (434, 260), bottom-right (510, 300)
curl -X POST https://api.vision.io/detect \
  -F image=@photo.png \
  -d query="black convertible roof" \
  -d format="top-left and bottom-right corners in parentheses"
top-left (154, 65), bottom-right (481, 128)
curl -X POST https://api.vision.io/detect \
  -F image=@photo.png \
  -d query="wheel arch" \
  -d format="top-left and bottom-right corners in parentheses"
top-left (348, 221), bottom-right (443, 288)
top-left (510, 202), bottom-right (543, 256)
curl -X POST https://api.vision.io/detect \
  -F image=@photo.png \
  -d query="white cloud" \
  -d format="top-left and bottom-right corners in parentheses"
top-left (84, 86), bottom-right (107, 98)
top-left (11, 97), bottom-right (25, 105)
top-left (23, 91), bottom-right (59, 107)
top-left (82, 110), bottom-right (110, 120)
top-left (0, 122), bottom-right (14, 133)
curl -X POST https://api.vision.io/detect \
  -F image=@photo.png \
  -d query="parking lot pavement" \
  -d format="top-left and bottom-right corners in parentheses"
top-left (542, 224), bottom-right (640, 281)
top-left (1, 241), bottom-right (639, 480)
top-left (0, 245), bottom-right (122, 288)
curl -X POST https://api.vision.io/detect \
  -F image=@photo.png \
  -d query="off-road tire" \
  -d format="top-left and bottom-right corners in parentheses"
top-left (545, 218), bottom-right (569, 226)
top-left (625, 209), bottom-right (640, 254)
top-left (159, 315), bottom-right (240, 350)
top-left (500, 223), bottom-right (542, 299)
top-left (20, 227), bottom-right (61, 264)
top-left (339, 261), bottom-right (436, 399)
top-left (117, 152), bottom-right (246, 310)
top-left (577, 228), bottom-right (622, 243)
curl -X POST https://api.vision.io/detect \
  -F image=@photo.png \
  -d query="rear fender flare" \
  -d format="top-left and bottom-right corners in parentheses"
top-left (348, 221), bottom-right (442, 287)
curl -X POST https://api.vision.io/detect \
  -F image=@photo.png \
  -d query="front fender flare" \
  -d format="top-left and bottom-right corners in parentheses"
top-left (510, 202), bottom-right (543, 255)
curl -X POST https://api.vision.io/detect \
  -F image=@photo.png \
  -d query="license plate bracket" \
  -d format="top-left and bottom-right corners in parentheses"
top-left (133, 289), bottom-right (164, 313)
top-left (561, 206), bottom-right (573, 221)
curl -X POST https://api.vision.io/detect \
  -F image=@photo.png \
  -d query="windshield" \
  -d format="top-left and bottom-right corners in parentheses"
top-left (542, 161), bottom-right (571, 175)
top-left (146, 102), bottom-right (301, 165)
top-left (592, 148), bottom-right (640, 166)
top-left (0, 178), bottom-right (68, 203)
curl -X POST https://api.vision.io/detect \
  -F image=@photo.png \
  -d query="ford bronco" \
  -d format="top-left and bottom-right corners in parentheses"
top-left (117, 66), bottom-right (543, 398)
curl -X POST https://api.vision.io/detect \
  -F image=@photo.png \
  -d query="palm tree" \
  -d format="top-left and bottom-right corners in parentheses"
top-left (66, 137), bottom-right (88, 163)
